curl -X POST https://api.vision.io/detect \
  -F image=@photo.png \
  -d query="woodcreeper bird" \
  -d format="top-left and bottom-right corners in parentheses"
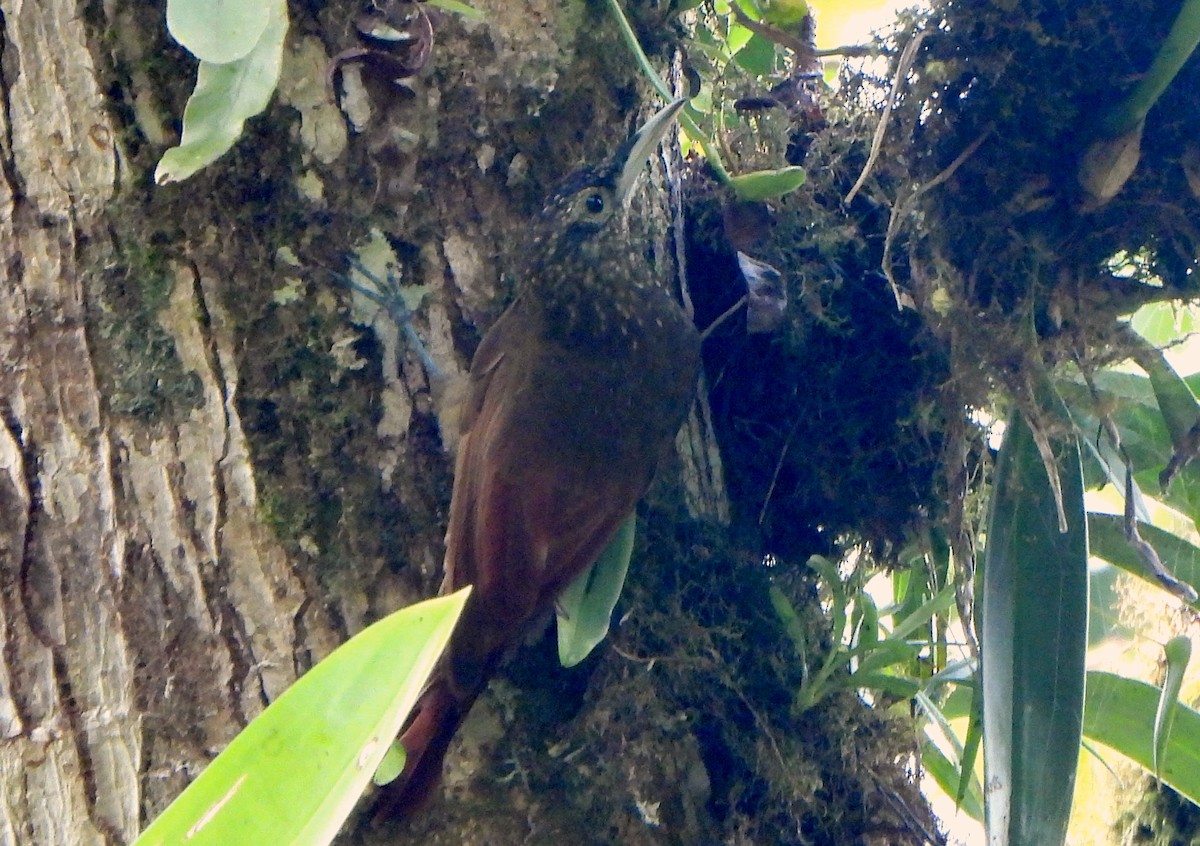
top-left (385, 98), bottom-right (701, 815)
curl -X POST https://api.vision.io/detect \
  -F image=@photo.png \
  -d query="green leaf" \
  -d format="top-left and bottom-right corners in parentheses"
top-left (556, 513), bottom-right (636, 667)
top-left (1140, 344), bottom-right (1200, 456)
top-left (733, 33), bottom-right (777, 76)
top-left (849, 672), bottom-right (920, 699)
top-left (959, 689), bottom-right (984, 813)
top-left (769, 583), bottom-right (809, 658)
top-left (923, 741), bottom-right (986, 822)
top-left (808, 554), bottom-right (848, 638)
top-left (425, 0), bottom-right (485, 20)
top-left (729, 165), bottom-right (807, 201)
top-left (981, 408), bottom-right (1088, 846)
top-left (133, 588), bottom-right (470, 846)
top-left (853, 639), bottom-right (918, 677)
top-left (1084, 670), bottom-right (1200, 806)
top-left (1130, 302), bottom-right (1200, 348)
top-left (757, 0), bottom-right (809, 26)
top-left (878, 581), bottom-right (957, 649)
top-left (1058, 371), bottom-right (1169, 477)
top-left (1154, 635), bottom-right (1193, 777)
top-left (155, 0), bottom-right (287, 185)
top-left (167, 0), bottom-right (272, 65)
top-left (725, 21), bottom-right (754, 55)
top-left (917, 688), bottom-right (986, 822)
top-left (1102, 0), bottom-right (1200, 135)
top-left (1087, 514), bottom-right (1200, 604)
top-left (852, 592), bottom-right (879, 653)
top-left (372, 743), bottom-right (407, 787)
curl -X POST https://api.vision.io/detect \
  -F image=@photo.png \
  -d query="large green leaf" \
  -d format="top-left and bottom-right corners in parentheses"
top-left (981, 408), bottom-right (1089, 846)
top-left (133, 588), bottom-right (470, 846)
top-left (155, 0), bottom-right (287, 185)
top-left (1084, 670), bottom-right (1200, 805)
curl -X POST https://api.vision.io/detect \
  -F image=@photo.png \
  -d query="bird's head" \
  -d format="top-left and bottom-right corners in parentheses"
top-left (519, 97), bottom-right (690, 350)
top-left (539, 97), bottom-right (688, 245)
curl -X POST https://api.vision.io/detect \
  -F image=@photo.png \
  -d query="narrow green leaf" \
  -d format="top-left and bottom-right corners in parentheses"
top-left (769, 584), bottom-right (808, 658)
top-left (556, 513), bottom-right (636, 667)
top-left (881, 581), bottom-right (957, 647)
top-left (1154, 635), bottom-right (1193, 777)
top-left (1102, 0), bottom-right (1200, 135)
top-left (849, 672), bottom-right (920, 699)
top-left (981, 409), bottom-right (1088, 846)
top-left (1058, 371), bottom-right (1170, 482)
top-left (1084, 670), bottom-right (1200, 806)
top-left (155, 0), bottom-right (287, 185)
top-left (167, 0), bottom-right (272, 64)
top-left (853, 639), bottom-right (918, 676)
top-left (918, 686), bottom-right (985, 822)
top-left (1140, 344), bottom-right (1200, 456)
top-left (729, 166), bottom-right (807, 201)
top-left (923, 741), bottom-right (986, 822)
top-left (854, 593), bottom-right (880, 653)
top-left (959, 688), bottom-right (984, 813)
top-left (133, 588), bottom-right (470, 846)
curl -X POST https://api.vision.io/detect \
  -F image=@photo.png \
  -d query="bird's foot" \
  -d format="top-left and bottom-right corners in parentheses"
top-left (338, 256), bottom-right (440, 378)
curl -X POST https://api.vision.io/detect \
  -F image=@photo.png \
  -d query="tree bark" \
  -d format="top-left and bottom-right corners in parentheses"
top-left (0, 2), bottom-right (933, 845)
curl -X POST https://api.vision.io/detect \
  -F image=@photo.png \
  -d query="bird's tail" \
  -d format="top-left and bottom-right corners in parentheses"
top-left (374, 674), bottom-right (471, 819)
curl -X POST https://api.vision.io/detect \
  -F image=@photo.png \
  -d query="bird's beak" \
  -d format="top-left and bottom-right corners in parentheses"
top-left (614, 97), bottom-right (688, 205)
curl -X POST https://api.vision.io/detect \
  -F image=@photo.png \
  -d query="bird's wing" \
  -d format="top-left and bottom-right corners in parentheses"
top-left (458, 297), bottom-right (522, 435)
top-left (440, 353), bottom-right (651, 691)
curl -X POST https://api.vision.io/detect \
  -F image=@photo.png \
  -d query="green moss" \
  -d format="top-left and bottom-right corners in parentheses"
top-left (85, 243), bottom-right (204, 422)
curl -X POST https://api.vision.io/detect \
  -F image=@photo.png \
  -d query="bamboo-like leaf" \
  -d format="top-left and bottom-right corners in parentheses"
top-left (981, 408), bottom-right (1088, 846)
top-left (1140, 344), bottom-right (1200, 454)
top-left (770, 583), bottom-right (808, 658)
top-left (133, 589), bottom-right (470, 846)
top-left (1154, 635), bottom-right (1193, 778)
top-left (1102, 0), bottom-right (1200, 135)
top-left (1058, 371), bottom-right (1170, 483)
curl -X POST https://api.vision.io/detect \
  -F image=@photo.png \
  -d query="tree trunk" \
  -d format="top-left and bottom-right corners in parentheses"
top-left (0, 2), bottom-right (934, 844)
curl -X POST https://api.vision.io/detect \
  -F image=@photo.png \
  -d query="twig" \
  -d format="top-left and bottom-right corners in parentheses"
top-left (699, 294), bottom-right (747, 342)
top-left (881, 127), bottom-right (992, 306)
top-left (844, 29), bottom-right (927, 204)
top-left (605, 0), bottom-right (732, 183)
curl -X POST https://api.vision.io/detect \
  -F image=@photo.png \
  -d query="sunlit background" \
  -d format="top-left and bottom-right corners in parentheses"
top-left (808, 2), bottom-right (1200, 843)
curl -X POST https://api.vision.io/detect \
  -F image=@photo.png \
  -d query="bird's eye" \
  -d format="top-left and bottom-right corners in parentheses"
top-left (584, 192), bottom-right (605, 214)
